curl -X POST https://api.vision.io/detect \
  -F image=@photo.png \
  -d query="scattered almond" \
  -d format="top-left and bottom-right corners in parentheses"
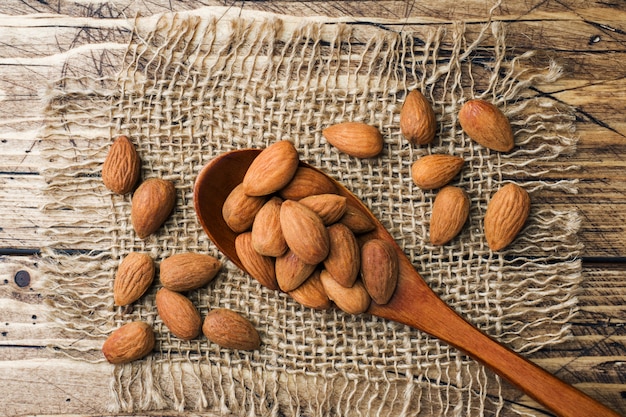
top-left (102, 135), bottom-right (141, 195)
top-left (411, 154), bottom-right (464, 190)
top-left (159, 252), bottom-right (222, 292)
top-left (251, 197), bottom-right (288, 257)
top-left (322, 121), bottom-right (383, 158)
top-left (458, 99), bottom-right (514, 152)
top-left (102, 321), bottom-right (155, 364)
top-left (287, 270), bottom-right (332, 310)
top-left (298, 194), bottom-right (347, 225)
top-left (202, 308), bottom-right (261, 350)
top-left (280, 200), bottom-right (330, 265)
top-left (242, 140), bottom-right (300, 196)
top-left (235, 232), bottom-right (279, 290)
top-left (430, 186), bottom-right (470, 245)
top-left (275, 250), bottom-right (317, 293)
top-left (484, 183), bottom-right (530, 251)
top-left (360, 239), bottom-right (398, 305)
top-left (400, 90), bottom-right (437, 145)
top-left (155, 288), bottom-right (202, 340)
top-left (279, 166), bottom-right (338, 200)
top-left (113, 252), bottom-right (155, 307)
top-left (131, 178), bottom-right (176, 239)
top-left (323, 223), bottom-right (360, 288)
top-left (222, 183), bottom-right (267, 233)
top-left (320, 271), bottom-right (371, 315)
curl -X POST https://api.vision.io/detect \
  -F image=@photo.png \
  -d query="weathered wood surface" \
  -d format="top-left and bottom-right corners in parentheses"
top-left (0, 1), bottom-right (624, 416)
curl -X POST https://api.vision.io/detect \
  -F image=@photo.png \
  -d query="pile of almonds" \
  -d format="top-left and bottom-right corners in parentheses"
top-left (223, 140), bottom-right (399, 315)
top-left (99, 89), bottom-right (531, 365)
top-left (100, 137), bottom-right (262, 365)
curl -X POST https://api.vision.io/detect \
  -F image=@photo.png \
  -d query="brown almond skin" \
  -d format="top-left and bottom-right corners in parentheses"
top-left (288, 270), bottom-right (332, 310)
top-left (458, 99), bottom-right (514, 152)
top-left (322, 122), bottom-right (383, 158)
top-left (155, 288), bottom-right (202, 340)
top-left (202, 308), bottom-right (261, 350)
top-left (113, 252), bottom-right (155, 306)
top-left (320, 271), bottom-right (371, 315)
top-left (298, 194), bottom-right (347, 225)
top-left (102, 321), bottom-right (155, 364)
top-left (131, 178), bottom-right (176, 239)
top-left (360, 239), bottom-right (398, 305)
top-left (278, 166), bottom-right (338, 201)
top-left (159, 253), bottom-right (222, 292)
top-left (251, 197), bottom-right (288, 257)
top-left (339, 202), bottom-right (376, 234)
top-left (484, 183), bottom-right (530, 251)
top-left (235, 232), bottom-right (279, 290)
top-left (411, 154), bottom-right (464, 190)
top-left (400, 90), bottom-right (437, 145)
top-left (323, 224), bottom-right (360, 288)
top-left (275, 249), bottom-right (317, 293)
top-left (280, 200), bottom-right (330, 265)
top-left (102, 135), bottom-right (141, 195)
top-left (242, 140), bottom-right (299, 196)
top-left (430, 186), bottom-right (470, 246)
top-left (222, 183), bottom-right (267, 233)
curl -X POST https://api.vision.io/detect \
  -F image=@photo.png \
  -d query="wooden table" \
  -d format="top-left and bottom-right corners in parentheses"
top-left (1, 1), bottom-right (624, 416)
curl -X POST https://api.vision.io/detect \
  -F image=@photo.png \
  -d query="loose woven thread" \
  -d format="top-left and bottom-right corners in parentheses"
top-left (40, 8), bottom-right (581, 416)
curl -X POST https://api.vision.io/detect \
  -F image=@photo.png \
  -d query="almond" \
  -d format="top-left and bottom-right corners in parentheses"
top-left (251, 197), bottom-right (288, 257)
top-left (411, 154), bottom-right (464, 190)
top-left (113, 252), bottom-right (155, 306)
top-left (159, 252), bottom-right (222, 292)
top-left (102, 135), bottom-right (141, 195)
top-left (287, 270), bottom-right (332, 310)
top-left (484, 183), bottom-right (530, 251)
top-left (242, 140), bottom-right (300, 196)
top-left (275, 249), bottom-right (317, 293)
top-left (278, 166), bottom-right (338, 201)
top-left (323, 223), bottom-right (360, 287)
top-left (458, 99), bottom-right (514, 152)
top-left (102, 321), bottom-right (155, 364)
top-left (320, 271), bottom-right (371, 315)
top-left (360, 239), bottom-right (398, 305)
top-left (280, 200), bottom-right (330, 265)
top-left (322, 122), bottom-right (383, 158)
top-left (235, 232), bottom-right (279, 290)
top-left (131, 178), bottom-right (176, 239)
top-left (155, 288), bottom-right (202, 340)
top-left (400, 90), bottom-right (437, 145)
top-left (430, 186), bottom-right (470, 245)
top-left (202, 308), bottom-right (261, 350)
top-left (222, 183), bottom-right (267, 233)
top-left (298, 194), bottom-right (347, 225)
top-left (339, 202), bottom-right (376, 234)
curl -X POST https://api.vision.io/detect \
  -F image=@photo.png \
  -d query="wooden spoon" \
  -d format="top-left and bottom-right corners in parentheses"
top-left (193, 149), bottom-right (621, 417)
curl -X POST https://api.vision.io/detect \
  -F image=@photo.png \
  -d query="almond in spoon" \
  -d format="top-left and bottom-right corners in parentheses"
top-left (280, 200), bottom-right (329, 265)
top-left (242, 140), bottom-right (299, 196)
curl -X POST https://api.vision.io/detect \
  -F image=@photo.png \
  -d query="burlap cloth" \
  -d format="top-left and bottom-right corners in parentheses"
top-left (40, 6), bottom-right (581, 416)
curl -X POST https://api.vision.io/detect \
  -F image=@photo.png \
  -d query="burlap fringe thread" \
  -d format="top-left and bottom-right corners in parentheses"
top-left (40, 8), bottom-right (581, 417)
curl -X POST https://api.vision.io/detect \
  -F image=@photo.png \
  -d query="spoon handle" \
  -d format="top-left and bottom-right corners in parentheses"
top-left (374, 268), bottom-right (621, 417)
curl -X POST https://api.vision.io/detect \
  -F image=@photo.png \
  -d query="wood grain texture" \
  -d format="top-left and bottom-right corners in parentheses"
top-left (0, 1), bottom-right (624, 416)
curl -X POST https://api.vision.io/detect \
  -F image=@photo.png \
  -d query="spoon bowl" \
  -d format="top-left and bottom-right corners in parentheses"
top-left (194, 149), bottom-right (620, 417)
